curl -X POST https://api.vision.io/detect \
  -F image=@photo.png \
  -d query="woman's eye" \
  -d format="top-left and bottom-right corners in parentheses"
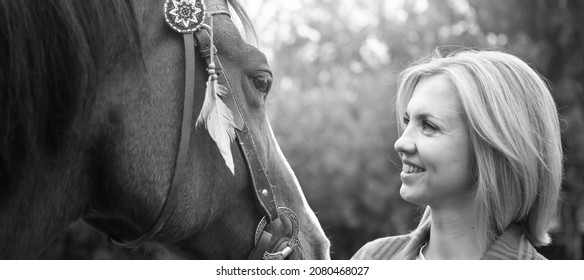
top-left (402, 116), bottom-right (410, 125)
top-left (253, 74), bottom-right (272, 96)
top-left (422, 120), bottom-right (437, 131)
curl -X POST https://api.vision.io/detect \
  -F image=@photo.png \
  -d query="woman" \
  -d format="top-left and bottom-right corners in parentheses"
top-left (352, 50), bottom-right (563, 260)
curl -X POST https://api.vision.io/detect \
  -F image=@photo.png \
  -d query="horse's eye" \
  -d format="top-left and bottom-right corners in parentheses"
top-left (253, 74), bottom-right (272, 96)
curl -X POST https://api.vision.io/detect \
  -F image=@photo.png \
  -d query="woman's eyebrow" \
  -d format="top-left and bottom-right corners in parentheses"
top-left (417, 113), bottom-right (435, 119)
top-left (406, 111), bottom-right (440, 121)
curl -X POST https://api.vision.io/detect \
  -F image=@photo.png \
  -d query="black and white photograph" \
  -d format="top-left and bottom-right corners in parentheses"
top-left (1, 0), bottom-right (583, 272)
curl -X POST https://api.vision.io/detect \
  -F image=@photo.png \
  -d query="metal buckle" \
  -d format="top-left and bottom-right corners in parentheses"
top-left (252, 207), bottom-right (300, 260)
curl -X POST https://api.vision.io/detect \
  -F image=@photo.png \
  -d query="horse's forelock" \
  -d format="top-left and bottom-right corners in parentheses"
top-left (227, 0), bottom-right (258, 46)
top-left (0, 0), bottom-right (140, 190)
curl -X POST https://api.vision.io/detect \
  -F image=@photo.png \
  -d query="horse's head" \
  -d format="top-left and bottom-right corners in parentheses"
top-left (82, 0), bottom-right (330, 259)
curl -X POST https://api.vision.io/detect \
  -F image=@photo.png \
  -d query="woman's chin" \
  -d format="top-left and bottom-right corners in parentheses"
top-left (399, 184), bottom-right (427, 206)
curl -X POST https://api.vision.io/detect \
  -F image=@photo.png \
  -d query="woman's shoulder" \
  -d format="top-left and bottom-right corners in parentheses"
top-left (351, 234), bottom-right (414, 260)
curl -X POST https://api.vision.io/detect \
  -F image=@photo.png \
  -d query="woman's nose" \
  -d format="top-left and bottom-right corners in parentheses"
top-left (394, 128), bottom-right (416, 154)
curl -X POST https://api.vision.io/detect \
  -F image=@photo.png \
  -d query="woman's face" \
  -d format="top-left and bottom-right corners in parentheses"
top-left (394, 75), bottom-right (475, 209)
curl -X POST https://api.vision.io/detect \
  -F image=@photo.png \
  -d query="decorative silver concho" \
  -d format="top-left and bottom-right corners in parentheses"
top-left (164, 0), bottom-right (206, 33)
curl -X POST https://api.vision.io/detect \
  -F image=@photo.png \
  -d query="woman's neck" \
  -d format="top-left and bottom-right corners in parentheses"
top-left (423, 204), bottom-right (485, 260)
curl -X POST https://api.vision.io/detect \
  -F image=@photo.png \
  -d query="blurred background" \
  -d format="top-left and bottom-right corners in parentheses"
top-left (41, 0), bottom-right (584, 260)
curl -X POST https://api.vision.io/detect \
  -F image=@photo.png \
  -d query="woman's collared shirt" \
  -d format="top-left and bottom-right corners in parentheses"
top-left (351, 224), bottom-right (546, 260)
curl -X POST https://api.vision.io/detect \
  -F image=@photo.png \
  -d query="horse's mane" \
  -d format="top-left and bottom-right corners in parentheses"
top-left (0, 0), bottom-right (140, 192)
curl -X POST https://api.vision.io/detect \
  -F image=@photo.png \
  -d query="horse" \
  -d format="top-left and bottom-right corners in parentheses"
top-left (0, 0), bottom-right (330, 259)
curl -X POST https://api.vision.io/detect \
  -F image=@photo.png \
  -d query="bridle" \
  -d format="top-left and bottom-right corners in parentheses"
top-left (107, 0), bottom-right (300, 260)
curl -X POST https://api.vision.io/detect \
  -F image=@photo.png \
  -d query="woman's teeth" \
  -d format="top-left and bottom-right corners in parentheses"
top-left (403, 163), bottom-right (425, 173)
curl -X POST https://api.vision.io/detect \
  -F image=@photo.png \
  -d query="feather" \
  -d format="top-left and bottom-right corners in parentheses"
top-left (196, 79), bottom-right (215, 128)
top-left (194, 17), bottom-right (236, 174)
top-left (196, 77), bottom-right (237, 175)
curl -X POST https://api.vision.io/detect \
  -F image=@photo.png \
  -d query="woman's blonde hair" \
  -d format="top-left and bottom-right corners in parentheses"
top-left (396, 50), bottom-right (563, 247)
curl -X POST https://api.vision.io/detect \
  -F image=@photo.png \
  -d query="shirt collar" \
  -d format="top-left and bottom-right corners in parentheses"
top-left (482, 225), bottom-right (539, 260)
top-left (405, 223), bottom-right (538, 260)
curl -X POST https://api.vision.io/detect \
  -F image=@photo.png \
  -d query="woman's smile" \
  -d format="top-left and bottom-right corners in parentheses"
top-left (402, 162), bottom-right (425, 174)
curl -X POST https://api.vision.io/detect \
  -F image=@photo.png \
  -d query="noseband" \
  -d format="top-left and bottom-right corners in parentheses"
top-left (108, 0), bottom-right (299, 260)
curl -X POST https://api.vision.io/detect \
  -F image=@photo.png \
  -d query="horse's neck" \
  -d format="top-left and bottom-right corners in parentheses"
top-left (0, 154), bottom-right (91, 259)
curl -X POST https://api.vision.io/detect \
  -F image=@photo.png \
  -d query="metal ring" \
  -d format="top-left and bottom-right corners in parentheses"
top-left (253, 207), bottom-right (300, 260)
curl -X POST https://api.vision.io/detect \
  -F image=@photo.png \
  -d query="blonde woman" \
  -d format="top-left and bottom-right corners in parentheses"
top-left (352, 50), bottom-right (563, 260)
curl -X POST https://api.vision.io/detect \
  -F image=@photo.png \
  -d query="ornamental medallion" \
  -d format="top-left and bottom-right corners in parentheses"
top-left (164, 0), bottom-right (206, 33)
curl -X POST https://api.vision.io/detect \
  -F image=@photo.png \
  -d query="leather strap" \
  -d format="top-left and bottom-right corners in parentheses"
top-left (109, 34), bottom-right (196, 248)
top-left (235, 127), bottom-right (279, 222)
top-left (206, 0), bottom-right (230, 16)
top-left (193, 28), bottom-right (278, 222)
top-left (249, 231), bottom-right (273, 259)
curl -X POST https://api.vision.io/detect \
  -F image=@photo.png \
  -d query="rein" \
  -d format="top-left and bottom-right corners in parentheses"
top-left (108, 0), bottom-right (299, 260)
